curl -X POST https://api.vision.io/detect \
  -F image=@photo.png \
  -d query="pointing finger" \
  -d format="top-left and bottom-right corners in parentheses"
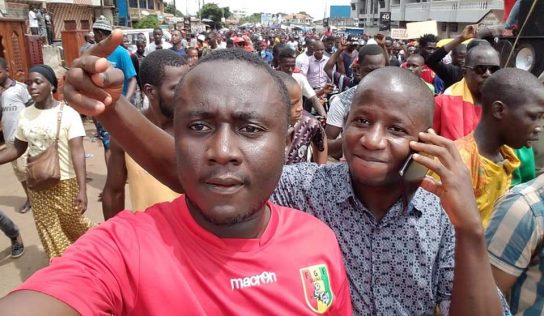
top-left (84, 29), bottom-right (124, 58)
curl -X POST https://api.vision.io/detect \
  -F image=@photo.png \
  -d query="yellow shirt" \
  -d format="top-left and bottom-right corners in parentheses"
top-left (15, 103), bottom-right (85, 180)
top-left (455, 133), bottom-right (520, 227)
top-left (125, 153), bottom-right (179, 211)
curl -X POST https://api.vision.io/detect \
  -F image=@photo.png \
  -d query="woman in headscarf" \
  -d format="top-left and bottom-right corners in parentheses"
top-left (0, 65), bottom-right (94, 259)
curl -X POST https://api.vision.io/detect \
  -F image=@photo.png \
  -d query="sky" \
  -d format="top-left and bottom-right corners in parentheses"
top-left (172, 0), bottom-right (352, 20)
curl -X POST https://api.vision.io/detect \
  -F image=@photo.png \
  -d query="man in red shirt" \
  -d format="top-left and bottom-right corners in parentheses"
top-left (0, 45), bottom-right (352, 315)
top-left (433, 44), bottom-right (500, 140)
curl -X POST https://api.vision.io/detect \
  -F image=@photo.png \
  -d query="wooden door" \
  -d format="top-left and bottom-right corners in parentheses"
top-left (0, 18), bottom-right (32, 82)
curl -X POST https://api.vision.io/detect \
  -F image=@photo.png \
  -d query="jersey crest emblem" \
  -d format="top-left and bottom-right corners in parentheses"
top-left (300, 264), bottom-right (333, 313)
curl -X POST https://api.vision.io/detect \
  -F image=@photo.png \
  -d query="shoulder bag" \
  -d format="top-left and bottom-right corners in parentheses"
top-left (26, 103), bottom-right (63, 191)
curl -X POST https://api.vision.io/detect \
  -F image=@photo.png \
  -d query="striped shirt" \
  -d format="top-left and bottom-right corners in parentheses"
top-left (486, 175), bottom-right (544, 315)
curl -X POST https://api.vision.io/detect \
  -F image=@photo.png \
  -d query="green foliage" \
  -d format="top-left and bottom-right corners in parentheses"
top-left (222, 6), bottom-right (232, 19)
top-left (239, 13), bottom-right (261, 25)
top-left (164, 3), bottom-right (184, 17)
top-left (198, 3), bottom-right (223, 23)
top-left (134, 15), bottom-right (160, 28)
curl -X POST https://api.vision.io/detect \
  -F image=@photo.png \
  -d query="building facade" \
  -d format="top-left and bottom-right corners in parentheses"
top-left (351, 0), bottom-right (504, 37)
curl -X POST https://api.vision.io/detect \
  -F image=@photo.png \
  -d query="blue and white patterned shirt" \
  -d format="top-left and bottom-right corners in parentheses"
top-left (272, 162), bottom-right (454, 315)
top-left (486, 175), bottom-right (544, 315)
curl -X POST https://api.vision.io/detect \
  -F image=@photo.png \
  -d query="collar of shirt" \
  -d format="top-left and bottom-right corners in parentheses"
top-left (332, 163), bottom-right (425, 221)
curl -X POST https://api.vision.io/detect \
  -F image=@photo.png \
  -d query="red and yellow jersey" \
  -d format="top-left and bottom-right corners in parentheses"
top-left (433, 78), bottom-right (482, 140)
top-left (16, 197), bottom-right (352, 315)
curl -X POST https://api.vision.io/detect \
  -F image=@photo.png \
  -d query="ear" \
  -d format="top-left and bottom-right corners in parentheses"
top-left (491, 100), bottom-right (506, 120)
top-left (143, 83), bottom-right (157, 100)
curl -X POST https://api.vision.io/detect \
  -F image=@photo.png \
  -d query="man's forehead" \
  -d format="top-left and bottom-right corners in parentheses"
top-left (467, 49), bottom-right (500, 66)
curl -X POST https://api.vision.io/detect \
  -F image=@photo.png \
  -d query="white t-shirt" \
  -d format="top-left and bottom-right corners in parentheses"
top-left (1, 81), bottom-right (31, 142)
top-left (144, 41), bottom-right (173, 56)
top-left (291, 73), bottom-right (316, 99)
top-left (15, 103), bottom-right (86, 180)
top-left (296, 52), bottom-right (310, 74)
top-left (326, 86), bottom-right (357, 128)
top-left (28, 10), bottom-right (38, 28)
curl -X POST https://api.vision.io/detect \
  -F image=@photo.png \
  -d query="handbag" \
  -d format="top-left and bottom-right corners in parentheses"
top-left (26, 103), bottom-right (63, 191)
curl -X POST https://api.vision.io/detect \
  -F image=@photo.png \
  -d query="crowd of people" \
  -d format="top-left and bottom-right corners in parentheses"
top-left (0, 14), bottom-right (543, 315)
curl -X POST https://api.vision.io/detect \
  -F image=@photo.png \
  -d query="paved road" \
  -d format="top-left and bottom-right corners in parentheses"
top-left (0, 122), bottom-right (120, 296)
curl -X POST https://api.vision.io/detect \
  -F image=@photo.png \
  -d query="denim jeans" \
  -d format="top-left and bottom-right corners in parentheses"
top-left (505, 0), bottom-right (521, 29)
top-left (0, 210), bottom-right (19, 240)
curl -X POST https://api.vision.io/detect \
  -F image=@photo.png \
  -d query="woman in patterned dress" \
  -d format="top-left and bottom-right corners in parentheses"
top-left (0, 65), bottom-right (94, 259)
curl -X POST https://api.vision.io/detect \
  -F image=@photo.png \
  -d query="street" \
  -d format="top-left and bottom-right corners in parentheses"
top-left (0, 122), bottom-right (121, 296)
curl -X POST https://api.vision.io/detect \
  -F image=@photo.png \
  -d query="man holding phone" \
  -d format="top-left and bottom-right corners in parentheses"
top-left (56, 32), bottom-right (507, 315)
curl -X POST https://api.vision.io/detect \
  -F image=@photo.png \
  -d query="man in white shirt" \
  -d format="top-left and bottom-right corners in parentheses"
top-left (277, 47), bottom-right (327, 118)
top-left (0, 58), bottom-right (32, 213)
top-left (295, 38), bottom-right (314, 73)
top-left (28, 8), bottom-right (38, 35)
top-left (144, 27), bottom-right (172, 56)
top-left (304, 41), bottom-right (329, 89)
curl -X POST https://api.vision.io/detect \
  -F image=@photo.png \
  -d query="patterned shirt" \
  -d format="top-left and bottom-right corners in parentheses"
top-left (271, 163), bottom-right (455, 315)
top-left (285, 111), bottom-right (325, 164)
top-left (486, 175), bottom-right (544, 315)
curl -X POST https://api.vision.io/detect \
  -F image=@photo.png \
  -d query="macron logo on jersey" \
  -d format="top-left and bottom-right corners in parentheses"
top-left (230, 271), bottom-right (277, 290)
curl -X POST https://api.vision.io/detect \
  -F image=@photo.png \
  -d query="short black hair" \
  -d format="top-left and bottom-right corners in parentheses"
top-left (177, 48), bottom-right (290, 121)
top-left (325, 36), bottom-right (335, 42)
top-left (0, 57), bottom-right (7, 69)
top-left (186, 47), bottom-right (197, 54)
top-left (153, 27), bottom-right (162, 33)
top-left (278, 47), bottom-right (296, 60)
top-left (418, 34), bottom-right (440, 48)
top-left (407, 53), bottom-right (424, 64)
top-left (481, 68), bottom-right (543, 112)
top-left (272, 43), bottom-right (285, 56)
top-left (140, 49), bottom-right (186, 88)
top-left (358, 44), bottom-right (385, 63)
top-left (452, 44), bottom-right (467, 55)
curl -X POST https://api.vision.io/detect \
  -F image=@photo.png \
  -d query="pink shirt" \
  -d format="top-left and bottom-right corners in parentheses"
top-left (17, 196), bottom-right (352, 315)
top-left (304, 55), bottom-right (330, 89)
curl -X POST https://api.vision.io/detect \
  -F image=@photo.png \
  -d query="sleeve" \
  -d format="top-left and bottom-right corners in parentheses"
top-left (299, 75), bottom-right (316, 99)
top-left (485, 191), bottom-right (541, 276)
top-left (65, 107), bottom-right (86, 140)
top-left (14, 220), bottom-right (137, 315)
top-left (270, 164), bottom-right (318, 212)
top-left (426, 47), bottom-right (449, 69)
top-left (300, 60), bottom-right (309, 76)
top-left (435, 216), bottom-right (455, 313)
top-left (326, 96), bottom-right (346, 128)
top-left (120, 50), bottom-right (137, 80)
top-left (310, 120), bottom-right (326, 152)
top-left (14, 111), bottom-right (27, 142)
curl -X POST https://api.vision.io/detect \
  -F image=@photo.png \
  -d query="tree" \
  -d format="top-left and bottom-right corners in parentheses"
top-left (222, 6), bottom-right (232, 19)
top-left (165, 3), bottom-right (184, 17)
top-left (134, 15), bottom-right (160, 29)
top-left (198, 3), bottom-right (223, 24)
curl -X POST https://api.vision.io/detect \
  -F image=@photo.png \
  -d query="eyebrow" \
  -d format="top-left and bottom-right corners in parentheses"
top-left (185, 110), bottom-right (266, 122)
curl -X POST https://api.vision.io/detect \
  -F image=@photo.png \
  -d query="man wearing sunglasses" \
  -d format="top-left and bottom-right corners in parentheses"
top-left (433, 44), bottom-right (500, 141)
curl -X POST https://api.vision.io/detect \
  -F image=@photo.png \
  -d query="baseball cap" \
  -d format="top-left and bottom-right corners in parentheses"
top-left (197, 34), bottom-right (206, 42)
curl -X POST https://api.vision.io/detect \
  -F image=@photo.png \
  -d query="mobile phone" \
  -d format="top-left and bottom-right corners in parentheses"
top-left (399, 153), bottom-right (429, 186)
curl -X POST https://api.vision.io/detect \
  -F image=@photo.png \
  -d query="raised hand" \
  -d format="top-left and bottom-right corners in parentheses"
top-left (410, 129), bottom-right (481, 231)
top-left (63, 29), bottom-right (125, 116)
top-left (461, 24), bottom-right (478, 40)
